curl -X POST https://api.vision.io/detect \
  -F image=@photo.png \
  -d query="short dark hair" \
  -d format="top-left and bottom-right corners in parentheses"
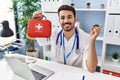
top-left (58, 5), bottom-right (76, 17)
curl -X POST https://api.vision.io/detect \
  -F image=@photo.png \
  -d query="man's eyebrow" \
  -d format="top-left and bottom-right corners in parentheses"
top-left (60, 15), bottom-right (72, 17)
top-left (68, 15), bottom-right (72, 17)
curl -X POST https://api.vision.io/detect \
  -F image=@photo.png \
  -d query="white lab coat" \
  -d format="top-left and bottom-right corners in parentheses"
top-left (51, 27), bottom-right (90, 69)
top-left (36, 27), bottom-right (89, 69)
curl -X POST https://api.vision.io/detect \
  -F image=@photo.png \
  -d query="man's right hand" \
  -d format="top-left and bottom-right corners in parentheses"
top-left (27, 10), bottom-right (43, 40)
top-left (33, 10), bottom-right (43, 20)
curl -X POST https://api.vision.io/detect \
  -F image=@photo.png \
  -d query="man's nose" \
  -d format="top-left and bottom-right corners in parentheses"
top-left (64, 18), bottom-right (69, 22)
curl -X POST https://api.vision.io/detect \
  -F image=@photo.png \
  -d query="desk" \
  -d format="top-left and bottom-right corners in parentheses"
top-left (0, 39), bottom-right (25, 55)
top-left (0, 54), bottom-right (120, 80)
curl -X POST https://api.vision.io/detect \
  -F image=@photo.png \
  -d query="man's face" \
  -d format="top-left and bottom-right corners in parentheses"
top-left (59, 10), bottom-right (77, 32)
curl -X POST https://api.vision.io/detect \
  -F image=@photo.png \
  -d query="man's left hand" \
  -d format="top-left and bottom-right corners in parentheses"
top-left (90, 25), bottom-right (101, 41)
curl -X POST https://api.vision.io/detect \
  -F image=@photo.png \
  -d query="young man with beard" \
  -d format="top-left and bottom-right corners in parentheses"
top-left (29, 5), bottom-right (101, 72)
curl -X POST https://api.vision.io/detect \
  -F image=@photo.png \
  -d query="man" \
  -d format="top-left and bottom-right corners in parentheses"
top-left (30, 5), bottom-right (101, 72)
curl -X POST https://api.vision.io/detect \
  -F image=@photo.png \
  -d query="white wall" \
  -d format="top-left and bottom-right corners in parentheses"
top-left (0, 0), bottom-right (16, 45)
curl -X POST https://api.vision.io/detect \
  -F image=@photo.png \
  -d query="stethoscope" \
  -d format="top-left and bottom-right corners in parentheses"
top-left (56, 28), bottom-right (79, 64)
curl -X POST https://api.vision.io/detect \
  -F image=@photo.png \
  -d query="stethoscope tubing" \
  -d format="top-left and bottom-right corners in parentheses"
top-left (56, 28), bottom-right (80, 64)
top-left (56, 28), bottom-right (79, 49)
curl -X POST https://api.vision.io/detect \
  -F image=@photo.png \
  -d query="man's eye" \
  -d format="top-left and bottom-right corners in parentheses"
top-left (61, 17), bottom-right (65, 20)
top-left (68, 16), bottom-right (72, 19)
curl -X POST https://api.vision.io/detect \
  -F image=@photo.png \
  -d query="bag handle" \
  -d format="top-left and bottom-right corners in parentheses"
top-left (42, 15), bottom-right (47, 20)
top-left (33, 15), bottom-right (47, 20)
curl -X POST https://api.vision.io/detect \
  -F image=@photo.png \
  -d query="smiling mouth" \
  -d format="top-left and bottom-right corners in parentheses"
top-left (64, 23), bottom-right (71, 26)
top-left (65, 24), bottom-right (71, 26)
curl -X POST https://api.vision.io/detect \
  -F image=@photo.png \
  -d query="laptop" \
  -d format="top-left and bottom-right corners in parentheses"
top-left (4, 56), bottom-right (54, 80)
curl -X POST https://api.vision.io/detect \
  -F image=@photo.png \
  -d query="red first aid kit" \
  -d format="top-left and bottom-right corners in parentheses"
top-left (27, 19), bottom-right (52, 38)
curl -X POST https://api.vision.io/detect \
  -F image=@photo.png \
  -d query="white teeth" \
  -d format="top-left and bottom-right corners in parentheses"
top-left (65, 24), bottom-right (70, 26)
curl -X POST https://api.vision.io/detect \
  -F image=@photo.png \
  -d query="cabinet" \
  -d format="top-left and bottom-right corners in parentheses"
top-left (101, 0), bottom-right (120, 77)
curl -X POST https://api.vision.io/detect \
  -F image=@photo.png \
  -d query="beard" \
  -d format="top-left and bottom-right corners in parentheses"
top-left (61, 22), bottom-right (74, 32)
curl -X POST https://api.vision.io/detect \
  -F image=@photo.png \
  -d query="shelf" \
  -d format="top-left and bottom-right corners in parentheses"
top-left (96, 36), bottom-right (103, 41)
top-left (102, 56), bottom-right (120, 72)
top-left (75, 8), bottom-right (106, 11)
top-left (104, 37), bottom-right (120, 45)
top-left (108, 7), bottom-right (120, 13)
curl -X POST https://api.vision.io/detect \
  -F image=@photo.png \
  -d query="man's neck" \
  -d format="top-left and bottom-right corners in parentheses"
top-left (63, 28), bottom-right (75, 41)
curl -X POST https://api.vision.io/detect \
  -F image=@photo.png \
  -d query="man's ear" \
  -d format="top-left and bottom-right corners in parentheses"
top-left (75, 17), bottom-right (77, 22)
top-left (59, 17), bottom-right (60, 22)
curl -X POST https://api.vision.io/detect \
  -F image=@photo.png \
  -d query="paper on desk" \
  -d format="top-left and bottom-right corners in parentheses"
top-left (55, 71), bottom-right (120, 80)
top-left (55, 71), bottom-right (83, 80)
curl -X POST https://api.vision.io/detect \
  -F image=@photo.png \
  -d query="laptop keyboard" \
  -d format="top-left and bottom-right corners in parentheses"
top-left (31, 70), bottom-right (46, 80)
